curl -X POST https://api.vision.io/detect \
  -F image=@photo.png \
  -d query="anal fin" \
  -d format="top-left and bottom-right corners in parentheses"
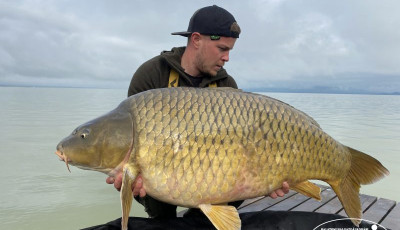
top-left (199, 204), bottom-right (241, 230)
top-left (292, 181), bottom-right (321, 201)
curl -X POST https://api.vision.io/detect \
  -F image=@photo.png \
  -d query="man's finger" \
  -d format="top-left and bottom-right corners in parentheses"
top-left (139, 188), bottom-right (146, 198)
top-left (132, 177), bottom-right (143, 196)
top-left (275, 189), bottom-right (285, 197)
top-left (136, 177), bottom-right (143, 187)
top-left (106, 177), bottom-right (115, 184)
top-left (282, 181), bottom-right (290, 193)
top-left (114, 176), bottom-right (122, 191)
top-left (269, 191), bottom-right (278, 199)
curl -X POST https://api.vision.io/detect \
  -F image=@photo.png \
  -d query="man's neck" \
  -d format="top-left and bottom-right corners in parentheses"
top-left (181, 48), bottom-right (200, 77)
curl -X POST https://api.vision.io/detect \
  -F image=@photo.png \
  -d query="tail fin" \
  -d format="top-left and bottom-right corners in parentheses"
top-left (328, 147), bottom-right (389, 226)
top-left (347, 147), bottom-right (389, 184)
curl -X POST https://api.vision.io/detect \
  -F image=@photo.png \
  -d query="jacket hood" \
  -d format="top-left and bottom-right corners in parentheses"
top-left (160, 47), bottom-right (186, 75)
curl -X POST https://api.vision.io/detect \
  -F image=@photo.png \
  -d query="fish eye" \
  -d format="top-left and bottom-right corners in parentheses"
top-left (80, 129), bottom-right (90, 139)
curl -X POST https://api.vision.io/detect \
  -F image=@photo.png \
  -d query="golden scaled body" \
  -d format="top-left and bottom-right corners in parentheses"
top-left (127, 88), bottom-right (350, 207)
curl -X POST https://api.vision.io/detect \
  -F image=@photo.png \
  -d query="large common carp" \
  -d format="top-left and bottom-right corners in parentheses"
top-left (55, 87), bottom-right (388, 230)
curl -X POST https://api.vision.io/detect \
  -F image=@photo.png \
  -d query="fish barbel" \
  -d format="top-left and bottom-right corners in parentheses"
top-left (56, 87), bottom-right (388, 230)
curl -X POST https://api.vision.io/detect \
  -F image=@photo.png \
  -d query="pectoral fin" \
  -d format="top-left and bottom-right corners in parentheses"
top-left (120, 164), bottom-right (139, 230)
top-left (292, 181), bottom-right (321, 201)
top-left (199, 204), bottom-right (241, 230)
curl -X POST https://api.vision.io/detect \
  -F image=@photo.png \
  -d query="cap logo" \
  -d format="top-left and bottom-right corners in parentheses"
top-left (210, 35), bottom-right (221, 40)
top-left (230, 22), bottom-right (241, 35)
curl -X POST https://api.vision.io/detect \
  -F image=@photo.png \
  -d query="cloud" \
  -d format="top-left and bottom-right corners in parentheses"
top-left (0, 0), bottom-right (399, 94)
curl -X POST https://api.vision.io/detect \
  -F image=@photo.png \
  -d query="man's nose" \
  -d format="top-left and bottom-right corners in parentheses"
top-left (222, 52), bottom-right (230, 62)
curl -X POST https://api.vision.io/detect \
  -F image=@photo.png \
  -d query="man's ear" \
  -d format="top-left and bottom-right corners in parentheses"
top-left (190, 32), bottom-right (202, 49)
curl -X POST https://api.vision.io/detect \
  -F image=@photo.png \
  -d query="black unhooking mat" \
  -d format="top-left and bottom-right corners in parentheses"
top-left (82, 211), bottom-right (389, 230)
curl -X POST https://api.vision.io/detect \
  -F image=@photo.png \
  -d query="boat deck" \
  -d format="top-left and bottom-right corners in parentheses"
top-left (237, 184), bottom-right (399, 229)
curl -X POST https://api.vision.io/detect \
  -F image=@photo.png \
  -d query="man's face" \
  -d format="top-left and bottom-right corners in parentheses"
top-left (195, 35), bottom-right (237, 76)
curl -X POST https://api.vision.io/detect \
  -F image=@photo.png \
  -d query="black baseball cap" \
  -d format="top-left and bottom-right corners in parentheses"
top-left (171, 5), bottom-right (240, 39)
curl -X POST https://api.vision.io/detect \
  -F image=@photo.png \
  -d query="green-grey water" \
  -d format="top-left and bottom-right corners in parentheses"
top-left (0, 87), bottom-right (399, 230)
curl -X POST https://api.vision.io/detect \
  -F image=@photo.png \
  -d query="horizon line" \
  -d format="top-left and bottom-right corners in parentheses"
top-left (0, 84), bottom-right (399, 96)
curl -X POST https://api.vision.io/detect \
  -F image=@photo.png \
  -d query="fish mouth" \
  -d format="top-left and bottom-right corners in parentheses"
top-left (55, 150), bottom-right (71, 173)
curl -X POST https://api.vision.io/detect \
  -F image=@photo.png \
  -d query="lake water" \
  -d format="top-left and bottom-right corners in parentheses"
top-left (0, 86), bottom-right (399, 230)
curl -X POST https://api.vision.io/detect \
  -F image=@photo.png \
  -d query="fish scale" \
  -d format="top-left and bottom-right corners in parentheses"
top-left (56, 87), bottom-right (388, 230)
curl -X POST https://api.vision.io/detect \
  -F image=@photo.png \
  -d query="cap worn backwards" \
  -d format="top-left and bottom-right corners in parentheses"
top-left (171, 5), bottom-right (241, 39)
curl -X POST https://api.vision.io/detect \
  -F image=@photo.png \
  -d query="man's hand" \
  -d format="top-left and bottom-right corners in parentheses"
top-left (268, 181), bottom-right (290, 199)
top-left (106, 173), bottom-right (146, 197)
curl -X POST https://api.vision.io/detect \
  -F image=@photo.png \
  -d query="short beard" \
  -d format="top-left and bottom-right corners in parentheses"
top-left (194, 51), bottom-right (217, 77)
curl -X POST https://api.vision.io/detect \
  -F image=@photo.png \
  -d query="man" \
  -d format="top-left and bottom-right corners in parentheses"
top-left (106, 5), bottom-right (289, 219)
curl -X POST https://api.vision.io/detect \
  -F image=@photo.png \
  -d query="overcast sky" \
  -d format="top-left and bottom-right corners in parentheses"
top-left (1, 0), bottom-right (400, 94)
